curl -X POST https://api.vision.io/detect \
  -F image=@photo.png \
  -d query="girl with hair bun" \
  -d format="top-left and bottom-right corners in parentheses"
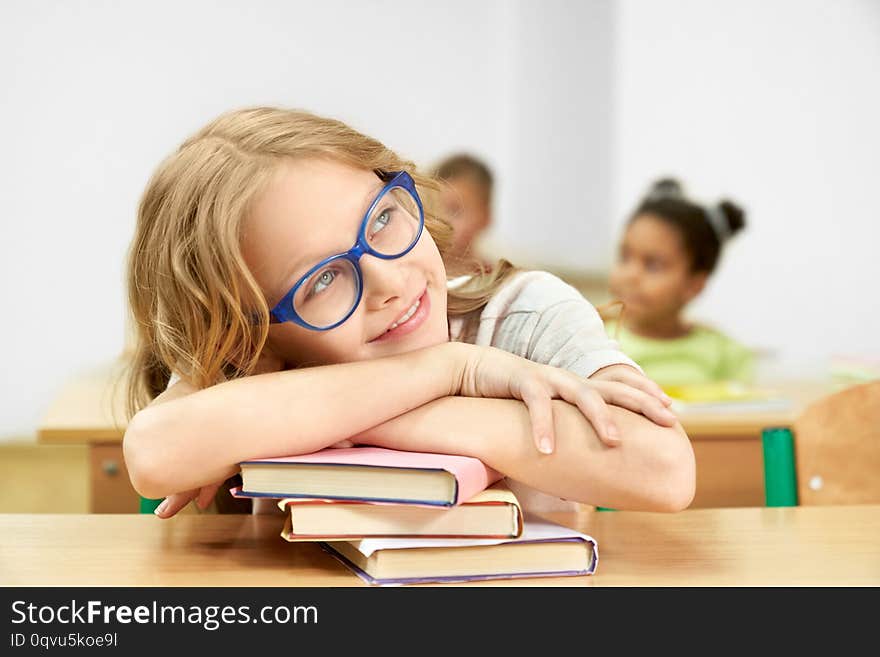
top-left (607, 178), bottom-right (753, 388)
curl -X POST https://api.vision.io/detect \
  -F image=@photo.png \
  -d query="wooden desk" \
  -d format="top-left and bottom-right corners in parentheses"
top-left (38, 360), bottom-right (835, 512)
top-left (676, 382), bottom-right (831, 508)
top-left (1, 506), bottom-right (877, 586)
top-left (37, 360), bottom-right (136, 513)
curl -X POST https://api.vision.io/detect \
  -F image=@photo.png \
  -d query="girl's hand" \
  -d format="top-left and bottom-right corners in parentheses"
top-left (153, 433), bottom-right (353, 519)
top-left (153, 480), bottom-right (223, 519)
top-left (589, 364), bottom-right (675, 411)
top-left (452, 344), bottom-right (677, 455)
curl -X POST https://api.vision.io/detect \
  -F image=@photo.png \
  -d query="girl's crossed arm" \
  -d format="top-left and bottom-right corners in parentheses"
top-left (126, 341), bottom-right (690, 514)
top-left (353, 396), bottom-right (695, 513)
top-left (124, 343), bottom-right (460, 500)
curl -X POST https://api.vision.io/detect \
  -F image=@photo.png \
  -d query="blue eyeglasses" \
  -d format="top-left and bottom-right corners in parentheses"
top-left (268, 170), bottom-right (425, 330)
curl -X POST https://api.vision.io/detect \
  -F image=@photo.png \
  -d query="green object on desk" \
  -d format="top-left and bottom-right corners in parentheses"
top-left (762, 427), bottom-right (798, 507)
top-left (596, 507), bottom-right (616, 512)
top-left (139, 497), bottom-right (163, 514)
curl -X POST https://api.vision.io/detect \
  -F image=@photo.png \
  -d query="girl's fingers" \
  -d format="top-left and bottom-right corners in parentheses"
top-left (154, 490), bottom-right (197, 518)
top-left (604, 368), bottom-right (672, 406)
top-left (593, 381), bottom-right (678, 427)
top-left (196, 481), bottom-right (223, 510)
top-left (566, 383), bottom-right (619, 447)
top-left (515, 360), bottom-right (674, 454)
top-left (519, 381), bottom-right (556, 454)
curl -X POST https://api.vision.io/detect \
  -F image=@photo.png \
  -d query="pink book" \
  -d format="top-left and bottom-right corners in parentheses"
top-left (238, 447), bottom-right (503, 507)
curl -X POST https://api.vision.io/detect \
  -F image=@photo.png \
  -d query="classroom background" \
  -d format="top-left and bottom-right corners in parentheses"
top-left (2, 0), bottom-right (879, 513)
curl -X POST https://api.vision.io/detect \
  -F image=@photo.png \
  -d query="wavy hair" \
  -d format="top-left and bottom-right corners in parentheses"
top-left (125, 107), bottom-right (515, 418)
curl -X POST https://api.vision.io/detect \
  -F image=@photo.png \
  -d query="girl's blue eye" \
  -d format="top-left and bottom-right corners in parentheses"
top-left (369, 209), bottom-right (392, 237)
top-left (309, 269), bottom-right (337, 297)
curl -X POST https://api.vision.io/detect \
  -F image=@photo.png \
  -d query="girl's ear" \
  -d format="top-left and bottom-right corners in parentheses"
top-left (682, 271), bottom-right (708, 303)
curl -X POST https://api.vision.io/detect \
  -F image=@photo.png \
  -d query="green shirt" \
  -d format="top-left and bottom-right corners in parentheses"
top-left (605, 322), bottom-right (754, 387)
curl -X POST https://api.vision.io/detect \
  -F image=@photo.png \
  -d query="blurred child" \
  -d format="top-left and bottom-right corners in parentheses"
top-left (607, 178), bottom-right (753, 388)
top-left (432, 153), bottom-right (493, 268)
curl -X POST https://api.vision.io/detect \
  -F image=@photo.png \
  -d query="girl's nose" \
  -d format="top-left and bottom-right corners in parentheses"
top-left (360, 256), bottom-right (407, 311)
top-left (620, 260), bottom-right (641, 283)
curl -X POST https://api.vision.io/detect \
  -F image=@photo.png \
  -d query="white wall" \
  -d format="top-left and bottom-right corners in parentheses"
top-left (3, 1), bottom-right (878, 439)
top-left (0, 0), bottom-right (614, 439)
top-left (484, 0), bottom-right (615, 271)
top-left (612, 0), bottom-right (880, 375)
top-left (0, 0), bottom-right (504, 439)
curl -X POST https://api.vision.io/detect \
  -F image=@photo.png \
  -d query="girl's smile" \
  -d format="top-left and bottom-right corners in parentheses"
top-left (369, 287), bottom-right (430, 343)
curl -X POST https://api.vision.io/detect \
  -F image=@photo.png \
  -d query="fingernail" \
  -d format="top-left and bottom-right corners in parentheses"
top-left (154, 499), bottom-right (169, 516)
top-left (607, 424), bottom-right (620, 441)
top-left (539, 437), bottom-right (553, 454)
top-left (662, 394), bottom-right (673, 405)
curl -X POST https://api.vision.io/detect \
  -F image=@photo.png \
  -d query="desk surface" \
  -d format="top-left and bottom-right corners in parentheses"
top-left (2, 506), bottom-right (877, 586)
top-left (38, 361), bottom-right (834, 444)
top-left (38, 361), bottom-right (129, 443)
top-left (673, 381), bottom-right (833, 437)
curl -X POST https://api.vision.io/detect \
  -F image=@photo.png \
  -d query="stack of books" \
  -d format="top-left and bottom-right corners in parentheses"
top-left (235, 447), bottom-right (598, 586)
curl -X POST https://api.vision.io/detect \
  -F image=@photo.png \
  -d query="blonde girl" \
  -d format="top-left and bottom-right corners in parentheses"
top-left (124, 107), bottom-right (694, 518)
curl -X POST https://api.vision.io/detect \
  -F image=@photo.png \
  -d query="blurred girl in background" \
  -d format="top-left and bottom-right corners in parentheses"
top-left (607, 179), bottom-right (753, 389)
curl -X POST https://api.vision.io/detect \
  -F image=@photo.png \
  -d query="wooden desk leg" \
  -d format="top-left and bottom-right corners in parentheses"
top-left (689, 436), bottom-right (765, 508)
top-left (88, 443), bottom-right (141, 513)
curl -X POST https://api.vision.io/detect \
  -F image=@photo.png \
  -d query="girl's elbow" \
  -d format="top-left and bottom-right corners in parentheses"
top-left (607, 407), bottom-right (696, 512)
top-left (123, 410), bottom-right (172, 500)
top-left (651, 423), bottom-right (696, 512)
top-left (653, 466), bottom-right (696, 513)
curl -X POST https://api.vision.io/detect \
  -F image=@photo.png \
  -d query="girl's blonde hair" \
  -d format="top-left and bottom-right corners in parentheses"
top-left (125, 106), bottom-right (515, 419)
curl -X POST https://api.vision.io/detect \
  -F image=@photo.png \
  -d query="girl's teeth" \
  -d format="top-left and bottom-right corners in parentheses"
top-left (388, 299), bottom-right (420, 331)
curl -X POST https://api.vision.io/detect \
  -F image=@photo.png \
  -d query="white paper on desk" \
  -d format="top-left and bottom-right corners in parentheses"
top-left (672, 397), bottom-right (793, 413)
top-left (349, 513), bottom-right (594, 557)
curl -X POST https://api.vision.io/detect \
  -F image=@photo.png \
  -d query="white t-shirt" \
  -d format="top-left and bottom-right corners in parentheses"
top-left (448, 270), bottom-right (639, 512)
top-left (166, 269), bottom-right (639, 513)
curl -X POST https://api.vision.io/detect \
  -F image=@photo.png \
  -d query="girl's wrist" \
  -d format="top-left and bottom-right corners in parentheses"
top-left (390, 341), bottom-right (466, 400)
top-left (434, 341), bottom-right (472, 398)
